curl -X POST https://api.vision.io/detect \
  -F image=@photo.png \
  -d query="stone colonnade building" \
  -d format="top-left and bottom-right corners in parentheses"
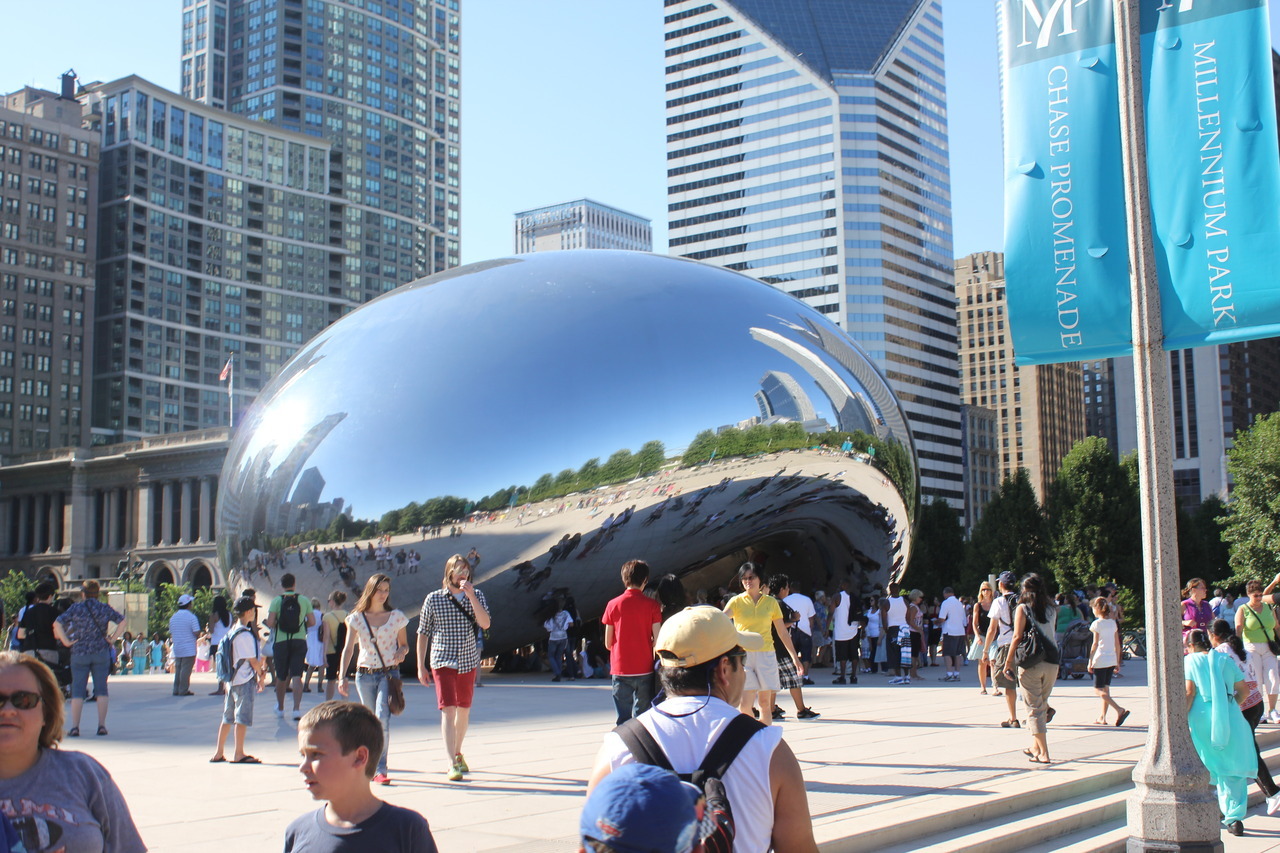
top-left (0, 427), bottom-right (228, 589)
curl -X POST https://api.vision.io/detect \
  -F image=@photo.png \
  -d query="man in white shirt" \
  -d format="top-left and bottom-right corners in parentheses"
top-left (937, 587), bottom-right (968, 682)
top-left (783, 587), bottom-right (817, 685)
top-left (831, 580), bottom-right (860, 685)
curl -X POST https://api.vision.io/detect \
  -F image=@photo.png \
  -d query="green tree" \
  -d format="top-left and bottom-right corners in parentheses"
top-left (904, 498), bottom-right (964, 596)
top-left (1046, 438), bottom-right (1143, 596)
top-left (681, 430), bottom-right (717, 466)
top-left (379, 508), bottom-right (401, 533)
top-left (634, 441), bottom-right (667, 476)
top-left (0, 570), bottom-right (36, 627)
top-left (967, 468), bottom-right (1050, 586)
top-left (148, 583), bottom-right (218, 637)
top-left (1222, 412), bottom-right (1280, 585)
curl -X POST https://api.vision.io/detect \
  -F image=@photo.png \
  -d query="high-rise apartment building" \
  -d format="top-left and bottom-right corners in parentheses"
top-left (513, 199), bottom-right (652, 253)
top-left (83, 76), bottom-right (343, 440)
top-left (1081, 357), bottom-right (1119, 453)
top-left (960, 403), bottom-right (998, 532)
top-left (663, 0), bottom-right (964, 514)
top-left (1111, 338), bottom-right (1280, 510)
top-left (0, 78), bottom-right (99, 454)
top-left (955, 251), bottom-right (1085, 508)
top-left (181, 0), bottom-right (460, 294)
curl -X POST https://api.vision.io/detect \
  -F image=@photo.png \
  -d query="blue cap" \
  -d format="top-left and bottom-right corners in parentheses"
top-left (997, 571), bottom-right (1017, 588)
top-left (580, 764), bottom-right (702, 853)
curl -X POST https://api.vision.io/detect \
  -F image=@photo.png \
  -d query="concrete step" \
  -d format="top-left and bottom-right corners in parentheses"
top-left (876, 785), bottom-right (1129, 853)
top-left (1022, 819), bottom-right (1128, 853)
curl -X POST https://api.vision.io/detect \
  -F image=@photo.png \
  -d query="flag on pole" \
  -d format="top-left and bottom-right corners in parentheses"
top-left (219, 357), bottom-right (232, 382)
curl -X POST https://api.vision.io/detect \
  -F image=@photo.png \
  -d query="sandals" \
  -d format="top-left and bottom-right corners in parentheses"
top-left (96, 726), bottom-right (108, 737)
top-left (1116, 709), bottom-right (1131, 727)
top-left (209, 755), bottom-right (227, 763)
top-left (1001, 719), bottom-right (1021, 728)
top-left (231, 755), bottom-right (262, 764)
top-left (67, 727), bottom-right (79, 737)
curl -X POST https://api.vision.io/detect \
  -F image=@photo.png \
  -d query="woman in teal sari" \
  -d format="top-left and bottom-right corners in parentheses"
top-left (1185, 628), bottom-right (1257, 836)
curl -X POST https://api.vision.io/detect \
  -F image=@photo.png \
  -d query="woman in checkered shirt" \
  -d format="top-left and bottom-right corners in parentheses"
top-left (416, 554), bottom-right (490, 782)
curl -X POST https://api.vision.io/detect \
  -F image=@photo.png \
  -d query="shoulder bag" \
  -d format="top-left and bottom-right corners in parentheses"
top-left (1247, 605), bottom-right (1280, 656)
top-left (362, 613), bottom-right (405, 716)
top-left (1013, 605), bottom-right (1060, 668)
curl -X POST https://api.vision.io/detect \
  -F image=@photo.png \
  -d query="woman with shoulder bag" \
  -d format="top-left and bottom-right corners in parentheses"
top-left (1002, 573), bottom-right (1059, 765)
top-left (1235, 579), bottom-right (1280, 723)
top-left (337, 573), bottom-right (409, 786)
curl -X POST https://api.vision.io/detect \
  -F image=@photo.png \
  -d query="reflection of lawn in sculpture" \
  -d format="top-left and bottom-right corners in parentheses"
top-left (243, 447), bottom-right (908, 653)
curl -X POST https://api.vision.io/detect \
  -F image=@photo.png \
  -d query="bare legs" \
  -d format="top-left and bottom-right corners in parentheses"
top-left (441, 705), bottom-right (471, 759)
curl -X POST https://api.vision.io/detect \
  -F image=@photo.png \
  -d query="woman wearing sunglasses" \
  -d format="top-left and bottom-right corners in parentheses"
top-left (0, 651), bottom-right (145, 851)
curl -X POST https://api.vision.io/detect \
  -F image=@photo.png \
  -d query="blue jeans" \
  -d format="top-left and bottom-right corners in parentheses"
top-left (611, 674), bottom-right (654, 725)
top-left (355, 670), bottom-right (392, 775)
top-left (548, 638), bottom-right (573, 678)
top-left (70, 649), bottom-right (111, 699)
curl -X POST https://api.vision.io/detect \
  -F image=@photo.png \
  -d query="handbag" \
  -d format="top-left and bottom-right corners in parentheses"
top-left (362, 614), bottom-right (406, 716)
top-left (1013, 605), bottom-right (1061, 668)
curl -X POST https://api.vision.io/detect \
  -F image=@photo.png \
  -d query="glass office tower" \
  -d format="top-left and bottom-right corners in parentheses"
top-left (664, 0), bottom-right (963, 512)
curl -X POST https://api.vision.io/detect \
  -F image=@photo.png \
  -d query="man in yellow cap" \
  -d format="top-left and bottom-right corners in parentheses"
top-left (586, 606), bottom-right (816, 853)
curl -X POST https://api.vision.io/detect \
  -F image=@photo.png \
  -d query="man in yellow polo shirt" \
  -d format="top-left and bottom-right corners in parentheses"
top-left (723, 561), bottom-right (802, 726)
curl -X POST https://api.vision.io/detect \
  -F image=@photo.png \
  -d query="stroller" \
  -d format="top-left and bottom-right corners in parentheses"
top-left (1057, 619), bottom-right (1092, 680)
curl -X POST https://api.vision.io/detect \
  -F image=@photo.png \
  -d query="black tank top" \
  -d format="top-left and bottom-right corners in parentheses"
top-left (976, 602), bottom-right (991, 635)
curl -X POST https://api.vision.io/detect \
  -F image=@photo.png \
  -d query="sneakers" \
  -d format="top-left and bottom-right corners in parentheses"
top-left (802, 677), bottom-right (815, 686)
top-left (797, 707), bottom-right (820, 719)
top-left (1271, 709), bottom-right (1280, 724)
top-left (292, 710), bottom-right (303, 721)
top-left (447, 760), bottom-right (464, 782)
top-left (771, 706), bottom-right (785, 720)
top-left (888, 676), bottom-right (911, 685)
top-left (1268, 792), bottom-right (1280, 816)
top-left (372, 772), bottom-right (390, 786)
top-left (832, 676), bottom-right (847, 685)
top-left (454, 753), bottom-right (469, 773)
top-left (273, 707), bottom-right (284, 719)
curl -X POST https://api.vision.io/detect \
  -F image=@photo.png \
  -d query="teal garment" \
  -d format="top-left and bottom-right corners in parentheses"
top-left (1185, 651), bottom-right (1256, 785)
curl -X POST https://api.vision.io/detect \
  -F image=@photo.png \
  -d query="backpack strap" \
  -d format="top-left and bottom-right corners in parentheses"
top-left (697, 713), bottom-right (766, 780)
top-left (615, 718), bottom-right (675, 771)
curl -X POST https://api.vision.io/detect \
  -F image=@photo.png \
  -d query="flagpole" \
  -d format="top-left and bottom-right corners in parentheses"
top-left (1112, 2), bottom-right (1221, 849)
top-left (228, 352), bottom-right (235, 431)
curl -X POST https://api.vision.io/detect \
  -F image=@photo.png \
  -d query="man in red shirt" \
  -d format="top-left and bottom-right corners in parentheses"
top-left (601, 559), bottom-right (663, 724)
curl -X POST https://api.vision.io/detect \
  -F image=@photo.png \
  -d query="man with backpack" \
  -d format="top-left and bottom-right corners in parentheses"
top-left (211, 598), bottom-right (267, 764)
top-left (984, 571), bottom-right (1021, 729)
top-left (266, 573), bottom-right (316, 721)
top-left (587, 606), bottom-right (817, 853)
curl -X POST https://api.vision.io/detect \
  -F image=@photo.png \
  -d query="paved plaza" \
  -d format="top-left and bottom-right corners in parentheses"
top-left (62, 659), bottom-right (1280, 851)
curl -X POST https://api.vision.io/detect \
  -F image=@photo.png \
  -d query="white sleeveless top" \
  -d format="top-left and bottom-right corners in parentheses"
top-left (884, 595), bottom-right (907, 628)
top-left (599, 695), bottom-right (782, 853)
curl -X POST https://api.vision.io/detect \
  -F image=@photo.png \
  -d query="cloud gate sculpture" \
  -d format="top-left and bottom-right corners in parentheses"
top-left (216, 251), bottom-right (916, 654)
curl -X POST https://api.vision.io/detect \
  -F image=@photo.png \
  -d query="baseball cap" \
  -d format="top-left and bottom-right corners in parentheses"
top-left (177, 593), bottom-right (195, 606)
top-left (654, 606), bottom-right (763, 668)
top-left (997, 571), bottom-right (1017, 588)
top-left (580, 763), bottom-right (702, 853)
top-left (233, 597), bottom-right (256, 615)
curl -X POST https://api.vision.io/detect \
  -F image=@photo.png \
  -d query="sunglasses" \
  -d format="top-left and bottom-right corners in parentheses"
top-left (0, 690), bottom-right (41, 710)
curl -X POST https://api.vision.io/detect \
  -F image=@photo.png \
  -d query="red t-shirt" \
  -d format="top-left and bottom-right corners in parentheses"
top-left (601, 589), bottom-right (662, 676)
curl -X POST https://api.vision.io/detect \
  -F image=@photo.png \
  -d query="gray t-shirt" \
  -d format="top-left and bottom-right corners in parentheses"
top-left (0, 748), bottom-right (146, 853)
top-left (283, 802), bottom-right (437, 853)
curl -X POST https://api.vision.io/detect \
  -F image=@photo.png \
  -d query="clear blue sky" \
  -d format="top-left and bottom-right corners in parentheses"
top-left (0, 2), bottom-right (1274, 266)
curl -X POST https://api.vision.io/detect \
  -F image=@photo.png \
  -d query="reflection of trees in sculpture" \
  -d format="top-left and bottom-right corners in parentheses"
top-left (475, 440), bottom-right (668, 509)
top-left (680, 423), bottom-right (915, 514)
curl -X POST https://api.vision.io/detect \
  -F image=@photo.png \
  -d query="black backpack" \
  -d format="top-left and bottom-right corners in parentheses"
top-left (615, 714), bottom-right (764, 853)
top-left (278, 593), bottom-right (303, 635)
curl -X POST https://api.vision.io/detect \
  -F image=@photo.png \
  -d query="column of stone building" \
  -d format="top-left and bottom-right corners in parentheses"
top-left (161, 481), bottom-right (175, 546)
top-left (199, 476), bottom-right (212, 543)
top-left (0, 499), bottom-right (11, 555)
top-left (48, 492), bottom-right (62, 552)
top-left (136, 483), bottom-right (154, 549)
top-left (105, 488), bottom-right (119, 552)
top-left (16, 496), bottom-right (30, 555)
top-left (31, 495), bottom-right (46, 554)
top-left (180, 479), bottom-right (193, 544)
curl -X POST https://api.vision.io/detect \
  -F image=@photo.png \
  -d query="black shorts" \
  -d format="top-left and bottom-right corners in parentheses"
top-left (791, 630), bottom-right (813, 663)
top-left (942, 635), bottom-right (967, 658)
top-left (324, 652), bottom-right (356, 681)
top-left (274, 638), bottom-right (308, 680)
top-left (1093, 666), bottom-right (1115, 689)
top-left (833, 639), bottom-right (857, 663)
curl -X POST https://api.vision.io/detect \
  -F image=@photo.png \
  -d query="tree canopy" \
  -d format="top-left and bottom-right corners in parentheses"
top-left (966, 468), bottom-right (1050, 585)
top-left (1222, 412), bottom-right (1280, 585)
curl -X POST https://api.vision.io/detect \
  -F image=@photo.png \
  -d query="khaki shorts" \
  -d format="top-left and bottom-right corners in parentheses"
top-left (743, 650), bottom-right (781, 692)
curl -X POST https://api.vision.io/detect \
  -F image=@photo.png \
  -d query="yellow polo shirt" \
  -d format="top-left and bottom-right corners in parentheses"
top-left (725, 592), bottom-right (782, 652)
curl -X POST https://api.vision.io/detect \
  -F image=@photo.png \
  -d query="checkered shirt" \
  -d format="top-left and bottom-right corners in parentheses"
top-left (418, 588), bottom-right (488, 673)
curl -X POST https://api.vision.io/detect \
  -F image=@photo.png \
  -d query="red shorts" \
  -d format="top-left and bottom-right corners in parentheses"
top-left (432, 667), bottom-right (476, 709)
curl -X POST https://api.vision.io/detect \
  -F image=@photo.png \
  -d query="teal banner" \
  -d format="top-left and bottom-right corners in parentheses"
top-left (1141, 0), bottom-right (1280, 349)
top-left (1000, 0), bottom-right (1134, 365)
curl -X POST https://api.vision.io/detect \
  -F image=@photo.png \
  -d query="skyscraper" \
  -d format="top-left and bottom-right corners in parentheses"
top-left (955, 251), bottom-right (1084, 508)
top-left (513, 199), bottom-right (652, 253)
top-left (0, 78), bottom-right (99, 454)
top-left (663, 0), bottom-right (963, 514)
top-left (181, 0), bottom-right (460, 295)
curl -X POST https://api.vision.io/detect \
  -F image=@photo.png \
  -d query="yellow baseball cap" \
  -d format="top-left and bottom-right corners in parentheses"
top-left (655, 606), bottom-right (764, 668)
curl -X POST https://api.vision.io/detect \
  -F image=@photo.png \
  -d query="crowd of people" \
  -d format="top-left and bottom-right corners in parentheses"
top-left (13, 553), bottom-right (1280, 850)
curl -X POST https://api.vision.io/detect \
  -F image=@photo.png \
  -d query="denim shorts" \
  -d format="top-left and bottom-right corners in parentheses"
top-left (223, 681), bottom-right (255, 726)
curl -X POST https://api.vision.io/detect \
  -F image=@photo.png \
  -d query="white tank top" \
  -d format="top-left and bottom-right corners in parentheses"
top-left (885, 595), bottom-right (907, 628)
top-left (601, 695), bottom-right (782, 853)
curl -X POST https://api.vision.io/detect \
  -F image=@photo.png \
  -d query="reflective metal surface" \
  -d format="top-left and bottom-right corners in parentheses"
top-left (217, 251), bottom-right (915, 652)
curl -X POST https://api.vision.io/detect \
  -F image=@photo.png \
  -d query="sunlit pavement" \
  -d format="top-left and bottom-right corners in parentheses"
top-left (78, 661), bottom-right (1280, 851)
